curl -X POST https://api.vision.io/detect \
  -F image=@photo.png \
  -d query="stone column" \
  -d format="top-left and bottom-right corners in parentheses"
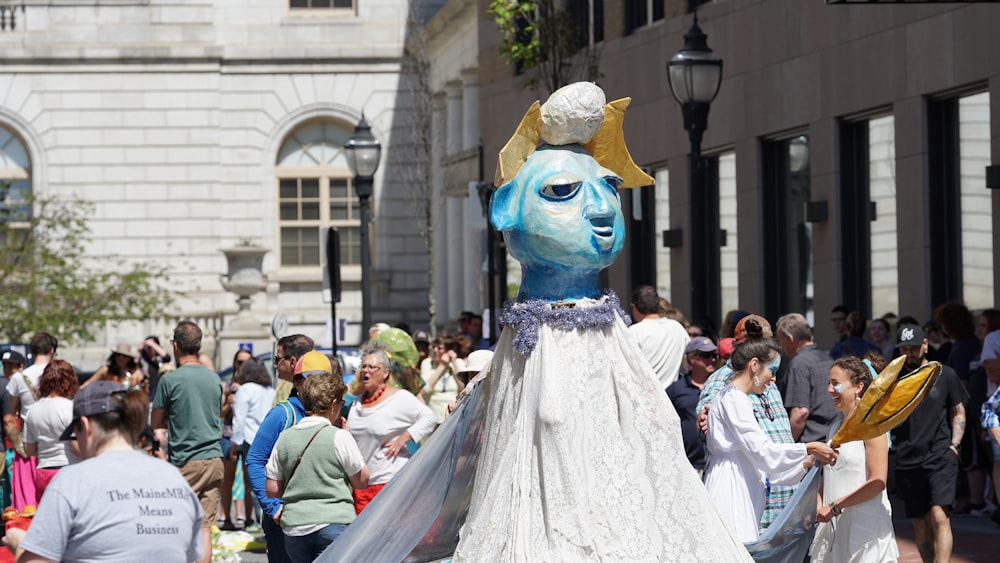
top-left (461, 68), bottom-right (480, 151)
top-left (445, 80), bottom-right (463, 155)
top-left (431, 92), bottom-right (450, 331)
top-left (461, 68), bottom-right (483, 312)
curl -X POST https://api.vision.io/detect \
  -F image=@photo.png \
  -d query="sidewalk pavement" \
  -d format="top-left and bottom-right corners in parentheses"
top-left (894, 510), bottom-right (999, 563)
top-left (234, 508), bottom-right (1000, 562)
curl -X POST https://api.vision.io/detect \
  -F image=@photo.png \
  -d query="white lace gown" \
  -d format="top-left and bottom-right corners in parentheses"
top-left (452, 296), bottom-right (751, 562)
top-left (809, 440), bottom-right (898, 563)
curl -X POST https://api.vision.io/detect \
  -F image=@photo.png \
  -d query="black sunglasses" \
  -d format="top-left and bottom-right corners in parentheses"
top-left (756, 396), bottom-right (775, 421)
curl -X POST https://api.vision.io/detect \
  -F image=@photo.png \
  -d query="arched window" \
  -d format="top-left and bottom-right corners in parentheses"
top-left (275, 119), bottom-right (359, 268)
top-left (0, 127), bottom-right (31, 245)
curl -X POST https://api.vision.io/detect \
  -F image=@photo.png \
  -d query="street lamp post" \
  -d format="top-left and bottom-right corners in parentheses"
top-left (344, 114), bottom-right (382, 336)
top-left (667, 13), bottom-right (723, 330)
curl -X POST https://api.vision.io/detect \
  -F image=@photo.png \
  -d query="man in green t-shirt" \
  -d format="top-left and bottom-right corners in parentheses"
top-left (152, 320), bottom-right (223, 563)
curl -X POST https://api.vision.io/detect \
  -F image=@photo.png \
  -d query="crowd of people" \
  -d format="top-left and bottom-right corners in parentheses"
top-left (0, 291), bottom-right (997, 561)
top-left (0, 317), bottom-right (495, 563)
top-left (644, 287), bottom-right (1000, 562)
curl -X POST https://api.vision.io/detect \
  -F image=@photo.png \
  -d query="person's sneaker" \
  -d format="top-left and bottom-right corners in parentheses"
top-left (970, 502), bottom-right (996, 517)
top-left (953, 502), bottom-right (986, 516)
top-left (991, 507), bottom-right (1000, 527)
top-left (220, 520), bottom-right (239, 531)
top-left (244, 522), bottom-right (262, 534)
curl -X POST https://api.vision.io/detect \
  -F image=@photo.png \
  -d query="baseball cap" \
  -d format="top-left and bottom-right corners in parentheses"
top-left (734, 314), bottom-right (773, 342)
top-left (897, 324), bottom-right (927, 347)
top-left (412, 330), bottom-right (431, 344)
top-left (458, 350), bottom-right (493, 374)
top-left (294, 350), bottom-right (333, 378)
top-left (685, 336), bottom-right (717, 355)
top-left (59, 381), bottom-right (125, 441)
top-left (1, 350), bottom-right (26, 365)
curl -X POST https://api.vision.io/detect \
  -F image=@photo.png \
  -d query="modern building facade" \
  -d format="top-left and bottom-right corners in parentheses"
top-left (477, 0), bottom-right (1000, 345)
top-left (0, 0), bottom-right (442, 366)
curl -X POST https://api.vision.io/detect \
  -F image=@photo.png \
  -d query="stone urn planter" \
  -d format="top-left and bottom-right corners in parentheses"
top-left (220, 246), bottom-right (270, 325)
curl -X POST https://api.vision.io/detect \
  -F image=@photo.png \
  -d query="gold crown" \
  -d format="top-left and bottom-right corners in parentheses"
top-left (494, 97), bottom-right (654, 189)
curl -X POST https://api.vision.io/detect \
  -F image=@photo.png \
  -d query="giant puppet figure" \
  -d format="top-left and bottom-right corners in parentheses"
top-left (321, 82), bottom-right (751, 562)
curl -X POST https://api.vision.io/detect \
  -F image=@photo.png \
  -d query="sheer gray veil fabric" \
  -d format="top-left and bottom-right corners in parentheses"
top-left (317, 368), bottom-right (490, 563)
top-left (745, 465), bottom-right (822, 563)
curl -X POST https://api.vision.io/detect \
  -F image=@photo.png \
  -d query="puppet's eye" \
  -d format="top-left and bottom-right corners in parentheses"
top-left (603, 175), bottom-right (623, 190)
top-left (541, 174), bottom-right (582, 200)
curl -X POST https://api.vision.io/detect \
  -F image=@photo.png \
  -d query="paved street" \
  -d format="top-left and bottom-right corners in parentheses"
top-left (231, 509), bottom-right (1000, 562)
top-left (895, 509), bottom-right (999, 563)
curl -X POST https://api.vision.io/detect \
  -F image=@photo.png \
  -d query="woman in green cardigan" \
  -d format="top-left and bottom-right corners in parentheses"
top-left (265, 372), bottom-right (369, 563)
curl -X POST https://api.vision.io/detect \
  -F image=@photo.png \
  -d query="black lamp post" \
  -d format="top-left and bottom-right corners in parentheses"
top-left (344, 114), bottom-right (382, 337)
top-left (667, 13), bottom-right (723, 330)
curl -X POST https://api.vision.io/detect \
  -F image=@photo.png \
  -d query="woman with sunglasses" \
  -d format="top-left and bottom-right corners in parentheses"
top-left (2, 382), bottom-right (203, 562)
top-left (347, 343), bottom-right (435, 513)
top-left (703, 318), bottom-right (838, 541)
top-left (809, 352), bottom-right (898, 562)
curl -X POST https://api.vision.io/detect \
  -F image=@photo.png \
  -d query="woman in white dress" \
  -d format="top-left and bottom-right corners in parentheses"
top-left (809, 352), bottom-right (898, 562)
top-left (704, 319), bottom-right (838, 542)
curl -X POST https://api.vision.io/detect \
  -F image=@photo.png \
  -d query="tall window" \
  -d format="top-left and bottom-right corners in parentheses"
top-left (958, 92), bottom-right (993, 310)
top-left (276, 120), bottom-right (359, 269)
top-left (289, 0), bottom-right (355, 11)
top-left (840, 114), bottom-right (898, 319)
top-left (567, 0), bottom-right (604, 47)
top-left (868, 115), bottom-right (899, 318)
top-left (717, 152), bottom-right (739, 321)
top-left (0, 127), bottom-right (30, 246)
top-left (624, 0), bottom-right (664, 35)
top-left (763, 134), bottom-right (813, 322)
top-left (928, 91), bottom-right (993, 310)
top-left (653, 167), bottom-right (671, 301)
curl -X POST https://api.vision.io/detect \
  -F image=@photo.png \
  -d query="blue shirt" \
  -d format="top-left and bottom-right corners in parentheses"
top-left (246, 397), bottom-right (305, 517)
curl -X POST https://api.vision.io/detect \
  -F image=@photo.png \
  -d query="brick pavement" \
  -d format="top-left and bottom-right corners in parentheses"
top-left (894, 511), bottom-right (999, 563)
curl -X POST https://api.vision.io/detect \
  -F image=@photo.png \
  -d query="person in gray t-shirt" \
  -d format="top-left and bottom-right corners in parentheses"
top-left (5, 381), bottom-right (203, 563)
top-left (776, 313), bottom-right (842, 443)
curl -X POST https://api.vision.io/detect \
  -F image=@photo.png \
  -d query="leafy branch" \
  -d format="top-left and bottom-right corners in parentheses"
top-left (0, 192), bottom-right (179, 344)
top-left (488, 0), bottom-right (602, 94)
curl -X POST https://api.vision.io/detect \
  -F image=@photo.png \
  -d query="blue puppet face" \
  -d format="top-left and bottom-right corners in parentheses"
top-left (490, 145), bottom-right (625, 285)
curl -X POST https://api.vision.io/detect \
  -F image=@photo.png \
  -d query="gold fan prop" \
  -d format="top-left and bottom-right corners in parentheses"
top-left (829, 356), bottom-right (942, 448)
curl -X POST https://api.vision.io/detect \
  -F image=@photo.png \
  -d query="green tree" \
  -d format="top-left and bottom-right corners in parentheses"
top-left (0, 191), bottom-right (177, 343)
top-left (488, 0), bottom-right (602, 94)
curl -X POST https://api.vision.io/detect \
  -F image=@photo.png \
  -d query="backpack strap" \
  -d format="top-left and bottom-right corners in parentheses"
top-left (279, 401), bottom-right (297, 431)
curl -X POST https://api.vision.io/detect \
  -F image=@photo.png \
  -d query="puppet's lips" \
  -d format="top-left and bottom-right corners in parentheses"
top-left (593, 227), bottom-right (615, 248)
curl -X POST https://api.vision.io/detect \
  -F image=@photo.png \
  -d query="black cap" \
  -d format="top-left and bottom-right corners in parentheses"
top-left (1, 350), bottom-right (25, 365)
top-left (59, 381), bottom-right (125, 441)
top-left (897, 324), bottom-right (927, 347)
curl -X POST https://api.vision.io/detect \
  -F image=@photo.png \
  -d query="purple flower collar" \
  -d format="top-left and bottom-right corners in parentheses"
top-left (499, 290), bottom-right (630, 356)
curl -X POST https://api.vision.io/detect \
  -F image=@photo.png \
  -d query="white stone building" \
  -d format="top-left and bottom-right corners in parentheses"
top-left (0, 0), bottom-right (443, 368)
top-left (421, 0), bottom-right (493, 338)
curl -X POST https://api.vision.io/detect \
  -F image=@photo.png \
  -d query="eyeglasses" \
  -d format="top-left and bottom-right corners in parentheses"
top-left (756, 396), bottom-right (776, 421)
top-left (359, 363), bottom-right (385, 372)
top-left (693, 352), bottom-right (717, 361)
